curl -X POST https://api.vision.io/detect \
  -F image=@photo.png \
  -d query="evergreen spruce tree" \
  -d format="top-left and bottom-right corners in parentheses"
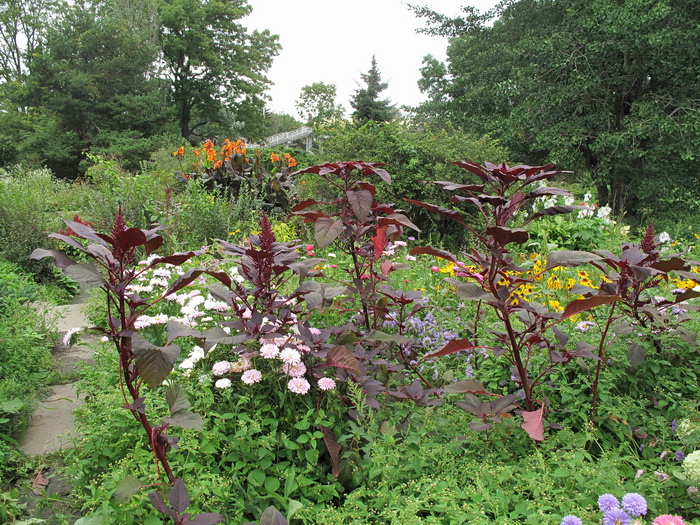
top-left (350, 55), bottom-right (395, 124)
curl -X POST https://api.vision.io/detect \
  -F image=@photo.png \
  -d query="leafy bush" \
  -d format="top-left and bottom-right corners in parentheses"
top-left (315, 121), bottom-right (509, 245)
top-left (0, 166), bottom-right (63, 266)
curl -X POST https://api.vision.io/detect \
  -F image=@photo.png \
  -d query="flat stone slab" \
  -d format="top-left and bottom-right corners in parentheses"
top-left (19, 382), bottom-right (84, 456)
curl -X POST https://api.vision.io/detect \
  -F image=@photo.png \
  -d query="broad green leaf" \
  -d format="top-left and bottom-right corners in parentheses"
top-left (112, 476), bottom-right (143, 504)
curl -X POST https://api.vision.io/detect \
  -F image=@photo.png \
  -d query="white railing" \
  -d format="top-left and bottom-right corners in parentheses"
top-left (249, 126), bottom-right (313, 151)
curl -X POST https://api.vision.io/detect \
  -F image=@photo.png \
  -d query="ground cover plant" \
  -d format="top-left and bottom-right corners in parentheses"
top-left (3, 153), bottom-right (700, 524)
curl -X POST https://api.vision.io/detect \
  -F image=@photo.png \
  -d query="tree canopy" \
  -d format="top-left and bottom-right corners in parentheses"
top-left (296, 82), bottom-right (344, 127)
top-left (411, 0), bottom-right (700, 226)
top-left (0, 0), bottom-right (279, 177)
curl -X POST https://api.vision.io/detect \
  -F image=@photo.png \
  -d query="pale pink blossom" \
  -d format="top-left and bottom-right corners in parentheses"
top-left (318, 378), bottom-right (336, 391)
top-left (279, 348), bottom-right (301, 365)
top-left (287, 377), bottom-right (310, 394)
top-left (241, 369), bottom-right (262, 384)
top-left (282, 362), bottom-right (307, 377)
top-left (260, 343), bottom-right (280, 359)
top-left (652, 515), bottom-right (685, 525)
top-left (212, 361), bottom-right (232, 376)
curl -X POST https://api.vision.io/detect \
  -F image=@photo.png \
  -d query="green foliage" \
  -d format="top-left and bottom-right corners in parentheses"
top-left (264, 111), bottom-right (304, 136)
top-left (315, 121), bottom-right (509, 245)
top-left (0, 262), bottom-right (54, 484)
top-left (0, 166), bottom-right (63, 265)
top-left (412, 0), bottom-right (700, 228)
top-left (156, 0), bottom-right (280, 141)
top-left (24, 1), bottom-right (173, 178)
top-left (295, 82), bottom-right (345, 127)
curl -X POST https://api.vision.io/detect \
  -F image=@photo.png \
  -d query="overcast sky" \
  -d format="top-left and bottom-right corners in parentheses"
top-left (243, 0), bottom-right (499, 119)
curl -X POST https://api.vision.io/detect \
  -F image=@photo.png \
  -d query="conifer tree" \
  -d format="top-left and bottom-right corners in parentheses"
top-left (350, 55), bottom-right (395, 124)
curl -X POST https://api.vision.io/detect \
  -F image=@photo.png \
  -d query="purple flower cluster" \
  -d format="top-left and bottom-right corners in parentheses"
top-left (563, 493), bottom-right (648, 525)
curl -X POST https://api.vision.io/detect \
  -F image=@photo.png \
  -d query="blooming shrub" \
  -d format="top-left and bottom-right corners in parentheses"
top-left (561, 492), bottom-right (689, 525)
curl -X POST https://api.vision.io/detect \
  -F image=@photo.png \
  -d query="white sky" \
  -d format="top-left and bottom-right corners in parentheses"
top-left (243, 0), bottom-right (499, 118)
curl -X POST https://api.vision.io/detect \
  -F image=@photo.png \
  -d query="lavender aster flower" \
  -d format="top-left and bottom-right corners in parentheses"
top-left (621, 493), bottom-right (647, 517)
top-left (603, 508), bottom-right (632, 525)
top-left (560, 516), bottom-right (583, 525)
top-left (598, 494), bottom-right (620, 512)
top-left (676, 451), bottom-right (685, 461)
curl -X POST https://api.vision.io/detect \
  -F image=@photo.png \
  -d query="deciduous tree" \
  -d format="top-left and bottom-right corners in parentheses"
top-left (295, 82), bottom-right (344, 127)
top-left (411, 0), bottom-right (700, 228)
top-left (156, 0), bottom-right (280, 141)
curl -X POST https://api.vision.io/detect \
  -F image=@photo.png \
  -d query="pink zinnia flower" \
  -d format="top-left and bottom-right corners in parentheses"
top-left (241, 369), bottom-right (262, 384)
top-left (318, 378), bottom-right (336, 391)
top-left (305, 244), bottom-right (314, 252)
top-left (282, 362), bottom-right (306, 377)
top-left (652, 516), bottom-right (685, 525)
top-left (330, 264), bottom-right (338, 268)
top-left (287, 377), bottom-right (310, 394)
top-left (212, 361), bottom-right (232, 376)
top-left (279, 348), bottom-right (301, 365)
top-left (431, 266), bottom-right (440, 272)
top-left (259, 343), bottom-right (280, 359)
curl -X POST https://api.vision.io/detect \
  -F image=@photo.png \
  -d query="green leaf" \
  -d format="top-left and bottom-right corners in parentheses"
top-left (0, 398), bottom-right (24, 413)
top-left (74, 517), bottom-right (105, 525)
top-left (264, 476), bottom-right (280, 493)
top-left (112, 476), bottom-right (143, 504)
top-left (286, 500), bottom-right (303, 521)
top-left (304, 449), bottom-right (319, 464)
top-left (249, 469), bottom-right (266, 487)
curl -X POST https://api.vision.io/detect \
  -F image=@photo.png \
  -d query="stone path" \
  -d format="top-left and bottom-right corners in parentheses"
top-left (19, 298), bottom-right (94, 456)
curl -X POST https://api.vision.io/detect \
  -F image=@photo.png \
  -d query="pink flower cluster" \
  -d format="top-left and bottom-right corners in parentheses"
top-left (653, 516), bottom-right (685, 525)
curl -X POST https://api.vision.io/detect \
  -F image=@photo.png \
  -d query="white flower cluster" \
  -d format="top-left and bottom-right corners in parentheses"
top-left (683, 450), bottom-right (700, 483)
top-left (677, 418), bottom-right (700, 439)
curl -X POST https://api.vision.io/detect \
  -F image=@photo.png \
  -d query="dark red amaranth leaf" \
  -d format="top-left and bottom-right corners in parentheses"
top-left (521, 406), bottom-right (545, 441)
top-left (561, 295), bottom-right (622, 319)
top-left (320, 426), bottom-right (341, 477)
top-left (404, 198), bottom-right (466, 225)
top-left (422, 339), bottom-right (491, 359)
